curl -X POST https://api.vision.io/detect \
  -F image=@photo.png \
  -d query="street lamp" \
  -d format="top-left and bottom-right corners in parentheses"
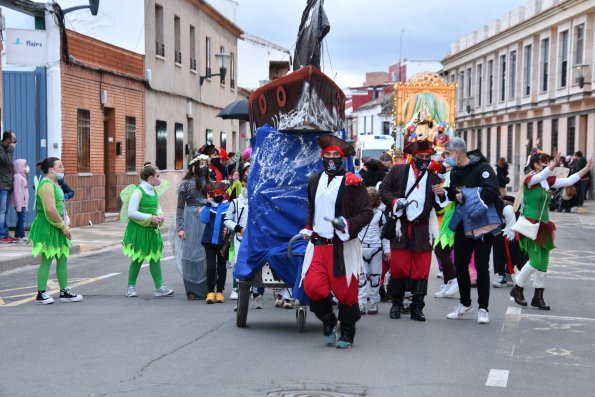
top-left (63, 0), bottom-right (100, 15)
top-left (574, 64), bottom-right (588, 89)
top-left (200, 52), bottom-right (231, 86)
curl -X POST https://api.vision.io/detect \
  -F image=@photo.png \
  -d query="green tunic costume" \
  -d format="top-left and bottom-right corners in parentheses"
top-left (29, 179), bottom-right (70, 259)
top-left (122, 186), bottom-right (163, 263)
top-left (518, 183), bottom-right (554, 272)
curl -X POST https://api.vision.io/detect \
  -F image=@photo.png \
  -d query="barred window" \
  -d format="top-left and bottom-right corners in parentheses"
top-left (567, 117), bottom-right (575, 153)
top-left (125, 117), bottom-right (136, 172)
top-left (527, 122), bottom-right (533, 156)
top-left (77, 109), bottom-right (91, 172)
top-left (551, 119), bottom-right (558, 152)
top-left (507, 125), bottom-right (513, 163)
top-left (496, 126), bottom-right (501, 160)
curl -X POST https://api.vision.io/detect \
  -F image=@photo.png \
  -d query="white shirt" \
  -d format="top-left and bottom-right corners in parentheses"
top-left (313, 173), bottom-right (344, 239)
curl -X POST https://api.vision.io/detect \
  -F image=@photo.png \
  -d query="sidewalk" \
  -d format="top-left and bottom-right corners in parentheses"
top-left (0, 220), bottom-right (171, 274)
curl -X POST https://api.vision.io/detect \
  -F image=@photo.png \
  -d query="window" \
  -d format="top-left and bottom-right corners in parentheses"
top-left (477, 129), bottom-right (482, 153)
top-left (499, 54), bottom-right (506, 101)
top-left (206, 128), bottom-right (213, 145)
top-left (125, 117), bottom-right (136, 172)
top-left (383, 121), bottom-right (391, 135)
top-left (220, 131), bottom-right (227, 150)
top-left (541, 38), bottom-right (549, 92)
top-left (559, 30), bottom-right (569, 87)
top-left (507, 125), bottom-right (513, 163)
top-left (466, 68), bottom-right (472, 98)
top-left (205, 37), bottom-right (211, 77)
top-left (371, 115), bottom-right (374, 134)
top-left (567, 116), bottom-right (575, 153)
top-left (190, 26), bottom-right (196, 71)
top-left (230, 52), bottom-right (235, 89)
top-left (476, 64), bottom-right (482, 107)
top-left (551, 119), bottom-right (558, 151)
top-left (155, 120), bottom-right (167, 170)
top-left (155, 4), bottom-right (164, 56)
top-left (488, 60), bottom-right (494, 104)
top-left (526, 122), bottom-right (533, 156)
top-left (174, 15), bottom-right (181, 64)
top-left (537, 120), bottom-right (543, 149)
top-left (523, 44), bottom-right (532, 95)
top-left (175, 123), bottom-right (183, 170)
top-left (486, 128), bottom-right (491, 162)
top-left (574, 24), bottom-right (584, 65)
top-left (458, 71), bottom-right (464, 110)
top-left (77, 109), bottom-right (91, 173)
top-left (509, 51), bottom-right (516, 99)
top-left (219, 46), bottom-right (225, 86)
top-left (496, 126), bottom-right (501, 160)
top-left (363, 116), bottom-right (367, 133)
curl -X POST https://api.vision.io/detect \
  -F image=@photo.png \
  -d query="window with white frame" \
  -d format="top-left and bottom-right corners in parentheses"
top-left (574, 24), bottom-right (584, 65)
top-left (466, 67), bottom-right (472, 98)
top-left (523, 44), bottom-right (532, 96)
top-left (476, 64), bottom-right (482, 107)
top-left (458, 71), bottom-right (464, 110)
top-left (540, 38), bottom-right (550, 92)
top-left (499, 54), bottom-right (506, 101)
top-left (509, 51), bottom-right (516, 99)
top-left (488, 60), bottom-right (494, 104)
top-left (559, 30), bottom-right (569, 87)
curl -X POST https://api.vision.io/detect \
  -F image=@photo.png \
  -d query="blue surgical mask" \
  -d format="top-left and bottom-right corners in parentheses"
top-left (445, 157), bottom-right (457, 167)
top-left (56, 172), bottom-right (65, 180)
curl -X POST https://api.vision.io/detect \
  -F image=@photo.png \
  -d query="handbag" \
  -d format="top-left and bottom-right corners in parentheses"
top-left (511, 195), bottom-right (547, 240)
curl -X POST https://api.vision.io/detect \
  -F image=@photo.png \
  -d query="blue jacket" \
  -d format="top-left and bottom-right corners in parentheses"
top-left (200, 201), bottom-right (230, 245)
top-left (449, 187), bottom-right (501, 239)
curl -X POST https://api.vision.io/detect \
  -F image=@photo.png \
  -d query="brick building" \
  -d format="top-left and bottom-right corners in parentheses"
top-left (61, 30), bottom-right (145, 226)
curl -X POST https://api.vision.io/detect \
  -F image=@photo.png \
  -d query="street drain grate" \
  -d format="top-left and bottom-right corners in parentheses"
top-left (267, 391), bottom-right (359, 397)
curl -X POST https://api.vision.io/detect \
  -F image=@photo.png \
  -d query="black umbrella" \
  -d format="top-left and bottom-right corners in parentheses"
top-left (217, 99), bottom-right (249, 121)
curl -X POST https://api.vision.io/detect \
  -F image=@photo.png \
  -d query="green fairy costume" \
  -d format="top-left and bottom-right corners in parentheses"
top-left (29, 179), bottom-right (70, 259)
top-left (122, 186), bottom-right (163, 262)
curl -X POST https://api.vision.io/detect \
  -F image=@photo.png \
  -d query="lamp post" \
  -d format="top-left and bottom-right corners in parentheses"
top-left (200, 52), bottom-right (231, 86)
top-left (574, 64), bottom-right (588, 89)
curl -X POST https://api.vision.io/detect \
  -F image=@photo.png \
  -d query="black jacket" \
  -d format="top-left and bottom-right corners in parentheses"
top-left (496, 164), bottom-right (509, 188)
top-left (447, 149), bottom-right (500, 206)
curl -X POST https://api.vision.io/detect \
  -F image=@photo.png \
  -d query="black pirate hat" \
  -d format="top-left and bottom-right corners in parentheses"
top-left (316, 134), bottom-right (356, 157)
top-left (403, 138), bottom-right (435, 155)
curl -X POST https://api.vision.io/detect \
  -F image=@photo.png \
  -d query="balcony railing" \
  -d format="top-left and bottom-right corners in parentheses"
top-left (175, 50), bottom-right (182, 64)
top-left (156, 41), bottom-right (165, 57)
top-left (190, 57), bottom-right (197, 71)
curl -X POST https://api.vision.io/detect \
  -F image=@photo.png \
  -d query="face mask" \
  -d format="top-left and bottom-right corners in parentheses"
top-left (322, 156), bottom-right (342, 174)
top-left (414, 158), bottom-right (430, 170)
top-left (445, 156), bottom-right (457, 167)
top-left (52, 170), bottom-right (65, 180)
top-left (25, 166), bottom-right (30, 173)
top-left (199, 166), bottom-right (208, 176)
top-left (213, 195), bottom-right (224, 204)
top-left (211, 158), bottom-right (221, 167)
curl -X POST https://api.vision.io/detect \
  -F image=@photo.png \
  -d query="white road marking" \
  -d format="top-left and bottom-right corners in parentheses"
top-left (506, 306), bottom-right (522, 315)
top-left (0, 272), bottom-right (121, 307)
top-left (141, 264), bottom-right (149, 268)
top-left (507, 311), bottom-right (595, 322)
top-left (161, 256), bottom-right (174, 261)
top-left (486, 369), bottom-right (509, 387)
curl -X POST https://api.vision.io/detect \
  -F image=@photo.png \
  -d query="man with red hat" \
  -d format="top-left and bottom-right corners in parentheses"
top-left (300, 135), bottom-right (373, 349)
top-left (379, 138), bottom-right (449, 321)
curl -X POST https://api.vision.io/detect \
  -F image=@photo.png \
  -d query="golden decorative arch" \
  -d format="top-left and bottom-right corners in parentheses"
top-left (393, 71), bottom-right (457, 143)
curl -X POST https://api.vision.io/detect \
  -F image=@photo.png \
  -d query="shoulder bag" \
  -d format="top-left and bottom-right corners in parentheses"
top-left (511, 194), bottom-right (547, 240)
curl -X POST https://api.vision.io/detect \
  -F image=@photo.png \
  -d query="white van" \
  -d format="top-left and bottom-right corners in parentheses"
top-left (356, 135), bottom-right (394, 161)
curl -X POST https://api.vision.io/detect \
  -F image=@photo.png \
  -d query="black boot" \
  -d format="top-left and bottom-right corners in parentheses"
top-left (410, 280), bottom-right (427, 322)
top-left (510, 285), bottom-right (527, 307)
top-left (531, 288), bottom-right (550, 310)
top-left (310, 296), bottom-right (337, 345)
top-left (389, 278), bottom-right (405, 319)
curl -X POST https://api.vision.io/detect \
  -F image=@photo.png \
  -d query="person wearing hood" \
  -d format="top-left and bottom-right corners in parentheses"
top-left (379, 139), bottom-right (450, 322)
top-left (443, 138), bottom-right (500, 324)
top-left (362, 157), bottom-right (388, 188)
top-left (10, 159), bottom-right (29, 242)
top-left (0, 131), bottom-right (17, 243)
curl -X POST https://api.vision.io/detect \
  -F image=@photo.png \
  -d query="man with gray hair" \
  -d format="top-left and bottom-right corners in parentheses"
top-left (443, 137), bottom-right (500, 324)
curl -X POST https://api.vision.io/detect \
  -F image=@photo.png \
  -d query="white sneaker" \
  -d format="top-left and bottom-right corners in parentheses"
top-left (275, 295), bottom-right (284, 308)
top-left (477, 308), bottom-right (490, 324)
top-left (154, 286), bottom-right (174, 297)
top-left (35, 291), bottom-right (54, 304)
top-left (283, 299), bottom-right (293, 309)
top-left (126, 286), bottom-right (138, 297)
top-left (434, 283), bottom-right (448, 298)
top-left (229, 289), bottom-right (238, 300)
top-left (443, 279), bottom-right (459, 299)
top-left (253, 295), bottom-right (263, 309)
top-left (446, 303), bottom-right (474, 320)
top-left (359, 304), bottom-right (367, 314)
top-left (437, 271), bottom-right (444, 279)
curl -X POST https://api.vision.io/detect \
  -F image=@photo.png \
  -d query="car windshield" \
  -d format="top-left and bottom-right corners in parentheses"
top-left (361, 149), bottom-right (386, 160)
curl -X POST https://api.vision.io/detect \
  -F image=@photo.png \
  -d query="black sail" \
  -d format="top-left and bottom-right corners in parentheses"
top-left (292, 0), bottom-right (330, 71)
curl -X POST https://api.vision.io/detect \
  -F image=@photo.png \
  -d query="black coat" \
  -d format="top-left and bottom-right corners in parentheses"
top-left (496, 164), bottom-right (509, 188)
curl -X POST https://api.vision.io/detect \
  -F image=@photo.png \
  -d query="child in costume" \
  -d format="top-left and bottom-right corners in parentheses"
top-left (11, 159), bottom-right (29, 242)
top-left (30, 157), bottom-right (82, 304)
top-left (122, 162), bottom-right (173, 298)
top-left (200, 182), bottom-right (231, 304)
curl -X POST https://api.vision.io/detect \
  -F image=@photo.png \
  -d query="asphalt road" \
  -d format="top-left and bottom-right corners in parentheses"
top-left (1, 213), bottom-right (594, 397)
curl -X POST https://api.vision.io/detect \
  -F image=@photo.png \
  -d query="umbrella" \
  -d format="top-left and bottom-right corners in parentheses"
top-left (217, 99), bottom-right (249, 121)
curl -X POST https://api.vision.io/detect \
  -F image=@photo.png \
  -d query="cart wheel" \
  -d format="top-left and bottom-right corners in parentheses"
top-left (296, 307), bottom-right (307, 333)
top-left (236, 282), bottom-right (250, 328)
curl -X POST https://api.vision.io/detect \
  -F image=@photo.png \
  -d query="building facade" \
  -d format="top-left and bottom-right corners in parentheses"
top-left (442, 0), bottom-right (594, 193)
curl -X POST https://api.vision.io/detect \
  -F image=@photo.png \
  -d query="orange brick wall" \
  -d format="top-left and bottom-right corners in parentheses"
top-left (61, 31), bottom-right (145, 226)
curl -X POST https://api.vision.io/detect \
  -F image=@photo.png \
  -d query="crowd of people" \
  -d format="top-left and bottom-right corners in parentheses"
top-left (1, 125), bottom-right (594, 350)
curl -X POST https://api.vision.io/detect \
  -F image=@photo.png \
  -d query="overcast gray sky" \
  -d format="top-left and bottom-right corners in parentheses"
top-left (236, 0), bottom-right (526, 87)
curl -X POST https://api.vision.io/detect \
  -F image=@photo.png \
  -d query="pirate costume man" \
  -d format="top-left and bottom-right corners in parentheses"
top-left (379, 139), bottom-right (449, 321)
top-left (301, 135), bottom-right (373, 349)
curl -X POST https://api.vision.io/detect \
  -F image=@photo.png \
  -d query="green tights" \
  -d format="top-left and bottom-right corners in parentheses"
top-left (128, 259), bottom-right (163, 289)
top-left (37, 255), bottom-right (68, 291)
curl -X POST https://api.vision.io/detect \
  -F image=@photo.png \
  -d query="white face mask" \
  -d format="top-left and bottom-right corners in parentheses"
top-left (25, 166), bottom-right (30, 173)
